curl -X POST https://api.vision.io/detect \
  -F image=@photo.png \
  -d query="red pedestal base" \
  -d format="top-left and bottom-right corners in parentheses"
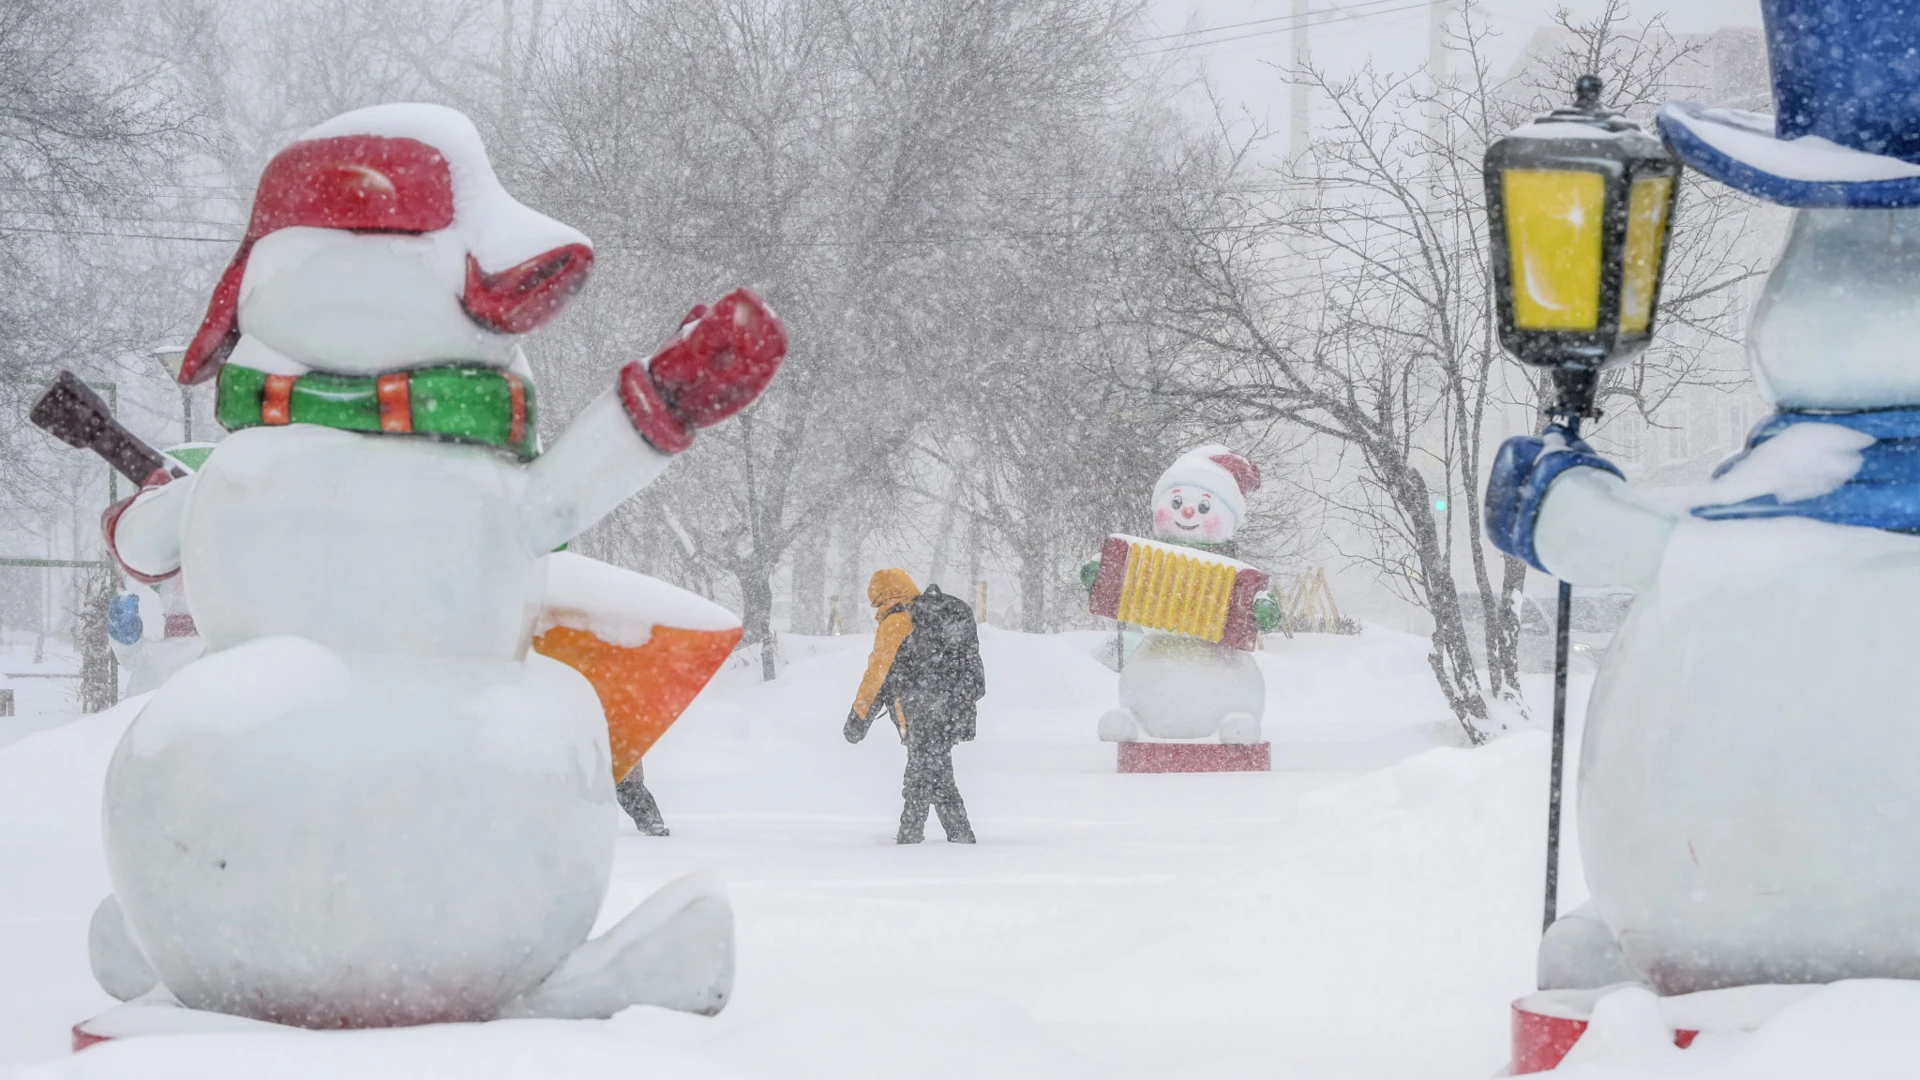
top-left (1511, 993), bottom-right (1697, 1074)
top-left (1116, 740), bottom-right (1270, 773)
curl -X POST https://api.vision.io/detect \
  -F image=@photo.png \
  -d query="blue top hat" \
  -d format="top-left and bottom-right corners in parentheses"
top-left (1658, 0), bottom-right (1920, 207)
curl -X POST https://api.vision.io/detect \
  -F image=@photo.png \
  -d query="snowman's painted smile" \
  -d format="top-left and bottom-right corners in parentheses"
top-left (1171, 521), bottom-right (1200, 531)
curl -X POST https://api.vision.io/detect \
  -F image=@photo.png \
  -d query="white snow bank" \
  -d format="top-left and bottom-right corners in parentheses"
top-left (8, 1020), bottom-right (749, 1080)
top-left (0, 622), bottom-right (1554, 1076)
top-left (1556, 980), bottom-right (1920, 1079)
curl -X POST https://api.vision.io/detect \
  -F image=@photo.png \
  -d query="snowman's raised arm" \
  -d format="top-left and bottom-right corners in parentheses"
top-left (518, 391), bottom-right (673, 554)
top-left (516, 289), bottom-right (786, 555)
top-left (104, 474), bottom-right (196, 583)
top-left (1485, 426), bottom-right (1676, 590)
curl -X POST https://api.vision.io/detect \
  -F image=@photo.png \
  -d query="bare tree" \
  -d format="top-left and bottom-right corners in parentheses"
top-left (1157, 2), bottom-right (1759, 743)
top-left (0, 0), bottom-right (204, 503)
top-left (517, 0), bottom-right (1211, 669)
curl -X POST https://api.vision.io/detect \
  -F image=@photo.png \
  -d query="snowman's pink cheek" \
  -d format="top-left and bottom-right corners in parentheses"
top-left (1153, 508), bottom-right (1173, 528)
top-left (1201, 515), bottom-right (1226, 537)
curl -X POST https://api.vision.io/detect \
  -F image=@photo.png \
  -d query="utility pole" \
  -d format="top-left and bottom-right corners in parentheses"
top-left (1291, 0), bottom-right (1311, 161)
top-left (1428, 0), bottom-right (1452, 144)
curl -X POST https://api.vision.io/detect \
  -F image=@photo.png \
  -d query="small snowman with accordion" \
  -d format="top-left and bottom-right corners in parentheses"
top-left (1083, 446), bottom-right (1282, 756)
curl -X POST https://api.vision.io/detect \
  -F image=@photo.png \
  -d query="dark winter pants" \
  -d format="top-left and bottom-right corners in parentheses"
top-left (900, 742), bottom-right (973, 844)
top-left (616, 764), bottom-right (668, 836)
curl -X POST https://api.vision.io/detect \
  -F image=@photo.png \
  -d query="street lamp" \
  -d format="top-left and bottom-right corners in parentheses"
top-left (1484, 74), bottom-right (1680, 418)
top-left (1482, 74), bottom-right (1680, 936)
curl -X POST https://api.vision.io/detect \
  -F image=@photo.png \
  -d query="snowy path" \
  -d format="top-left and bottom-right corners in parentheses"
top-left (0, 626), bottom-right (1575, 1078)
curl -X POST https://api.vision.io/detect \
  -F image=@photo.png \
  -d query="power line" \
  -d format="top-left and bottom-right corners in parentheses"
top-left (0, 209), bottom-right (1444, 249)
top-left (1142, 0), bottom-right (1431, 56)
top-left (0, 223), bottom-right (235, 243)
top-left (1138, 0), bottom-right (1406, 45)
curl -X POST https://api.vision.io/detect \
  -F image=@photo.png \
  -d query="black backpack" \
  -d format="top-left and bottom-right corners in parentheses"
top-left (890, 585), bottom-right (986, 731)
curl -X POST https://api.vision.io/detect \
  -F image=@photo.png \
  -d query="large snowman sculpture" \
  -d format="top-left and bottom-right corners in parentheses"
top-left (88, 104), bottom-right (784, 1028)
top-left (1088, 446), bottom-right (1282, 745)
top-left (1487, 0), bottom-right (1920, 995)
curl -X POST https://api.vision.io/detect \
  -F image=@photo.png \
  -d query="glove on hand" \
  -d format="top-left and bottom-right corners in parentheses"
top-left (1484, 423), bottom-right (1623, 574)
top-left (107, 593), bottom-right (144, 646)
top-left (620, 288), bottom-right (787, 454)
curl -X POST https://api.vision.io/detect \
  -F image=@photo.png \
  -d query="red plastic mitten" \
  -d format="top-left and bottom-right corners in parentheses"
top-left (618, 289), bottom-right (787, 454)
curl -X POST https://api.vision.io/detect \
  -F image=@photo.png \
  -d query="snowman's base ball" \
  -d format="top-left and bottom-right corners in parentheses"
top-left (1118, 634), bottom-right (1265, 740)
top-left (100, 637), bottom-right (615, 1027)
top-left (1582, 518), bottom-right (1920, 994)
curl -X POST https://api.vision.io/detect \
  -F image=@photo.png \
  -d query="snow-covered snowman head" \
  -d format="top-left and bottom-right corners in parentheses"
top-left (1744, 208), bottom-right (1920, 410)
top-left (1655, 1), bottom-right (1920, 411)
top-left (1150, 445), bottom-right (1260, 545)
top-left (179, 103), bottom-right (593, 382)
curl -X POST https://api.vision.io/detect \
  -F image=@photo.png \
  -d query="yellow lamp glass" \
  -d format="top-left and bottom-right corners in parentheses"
top-left (1502, 168), bottom-right (1606, 331)
top-left (1618, 175), bottom-right (1673, 334)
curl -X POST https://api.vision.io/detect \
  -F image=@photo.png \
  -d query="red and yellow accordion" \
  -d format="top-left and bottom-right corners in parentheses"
top-left (1088, 534), bottom-right (1269, 651)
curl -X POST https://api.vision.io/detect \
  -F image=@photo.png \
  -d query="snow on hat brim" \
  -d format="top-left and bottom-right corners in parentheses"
top-left (1154, 445), bottom-right (1252, 524)
top-left (1658, 101), bottom-right (1920, 209)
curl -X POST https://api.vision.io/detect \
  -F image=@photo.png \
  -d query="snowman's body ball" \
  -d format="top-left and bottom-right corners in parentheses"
top-left (104, 638), bottom-right (613, 1026)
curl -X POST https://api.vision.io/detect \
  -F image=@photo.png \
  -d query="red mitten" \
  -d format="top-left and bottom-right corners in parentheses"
top-left (619, 289), bottom-right (786, 454)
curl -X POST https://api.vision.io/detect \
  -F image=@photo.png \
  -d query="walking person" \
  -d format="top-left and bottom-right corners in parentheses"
top-left (845, 569), bottom-right (984, 844)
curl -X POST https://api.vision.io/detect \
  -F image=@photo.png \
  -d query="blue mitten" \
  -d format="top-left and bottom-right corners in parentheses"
top-left (107, 593), bottom-right (144, 645)
top-left (1484, 424), bottom-right (1623, 573)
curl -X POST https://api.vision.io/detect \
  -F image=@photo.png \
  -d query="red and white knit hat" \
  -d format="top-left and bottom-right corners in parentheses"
top-left (177, 103), bottom-right (593, 384)
top-left (1153, 444), bottom-right (1262, 525)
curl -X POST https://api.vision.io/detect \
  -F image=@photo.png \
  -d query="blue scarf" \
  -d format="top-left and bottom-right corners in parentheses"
top-left (1692, 408), bottom-right (1920, 531)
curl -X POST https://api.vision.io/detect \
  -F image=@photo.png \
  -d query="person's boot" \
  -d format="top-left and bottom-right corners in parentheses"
top-left (937, 800), bottom-right (975, 844)
top-left (616, 770), bottom-right (670, 837)
top-left (897, 802), bottom-right (929, 844)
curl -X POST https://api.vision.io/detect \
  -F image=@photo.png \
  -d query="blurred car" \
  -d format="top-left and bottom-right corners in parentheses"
top-left (1458, 590), bottom-right (1633, 674)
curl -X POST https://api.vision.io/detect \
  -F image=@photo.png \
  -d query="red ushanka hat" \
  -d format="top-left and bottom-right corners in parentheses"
top-left (178, 103), bottom-right (594, 384)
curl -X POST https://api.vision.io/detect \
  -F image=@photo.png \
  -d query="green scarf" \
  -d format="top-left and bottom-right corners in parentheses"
top-left (216, 364), bottom-right (538, 461)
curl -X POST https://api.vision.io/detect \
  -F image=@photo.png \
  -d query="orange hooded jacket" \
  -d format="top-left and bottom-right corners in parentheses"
top-left (851, 568), bottom-right (919, 736)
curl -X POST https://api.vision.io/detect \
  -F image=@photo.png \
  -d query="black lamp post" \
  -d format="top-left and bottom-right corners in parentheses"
top-left (1482, 74), bottom-right (1680, 934)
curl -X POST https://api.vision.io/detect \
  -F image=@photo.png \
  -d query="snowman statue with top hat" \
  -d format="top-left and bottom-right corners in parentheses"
top-left (85, 103), bottom-right (784, 1030)
top-left (1488, 0), bottom-right (1920, 995)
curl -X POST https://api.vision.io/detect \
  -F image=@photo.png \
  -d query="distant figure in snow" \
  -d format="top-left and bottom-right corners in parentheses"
top-left (844, 568), bottom-right (984, 844)
top-left (616, 763), bottom-right (668, 837)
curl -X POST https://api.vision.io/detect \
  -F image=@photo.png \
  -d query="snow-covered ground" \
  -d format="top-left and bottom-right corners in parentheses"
top-left (0, 636), bottom-right (90, 747)
top-left (0, 623), bottom-right (1594, 1077)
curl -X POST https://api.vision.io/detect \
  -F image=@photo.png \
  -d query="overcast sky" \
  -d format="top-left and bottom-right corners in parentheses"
top-left (1144, 0), bottom-right (1767, 134)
